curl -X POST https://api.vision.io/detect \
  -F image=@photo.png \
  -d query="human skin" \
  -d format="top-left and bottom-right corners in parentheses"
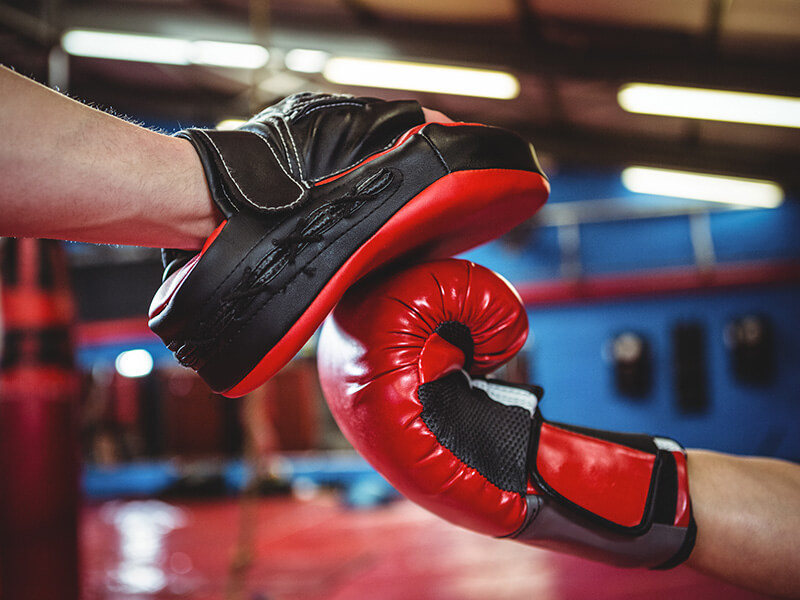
top-left (0, 65), bottom-right (450, 249)
top-left (1, 65), bottom-right (219, 249)
top-left (685, 449), bottom-right (800, 598)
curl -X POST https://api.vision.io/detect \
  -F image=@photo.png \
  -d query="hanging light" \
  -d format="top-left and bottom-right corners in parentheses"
top-left (622, 167), bottom-right (784, 209)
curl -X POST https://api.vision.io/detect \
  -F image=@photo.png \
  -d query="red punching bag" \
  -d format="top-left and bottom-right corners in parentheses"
top-left (0, 238), bottom-right (81, 600)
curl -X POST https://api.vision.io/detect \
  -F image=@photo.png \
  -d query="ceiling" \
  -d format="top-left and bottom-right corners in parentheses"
top-left (2, 0), bottom-right (799, 197)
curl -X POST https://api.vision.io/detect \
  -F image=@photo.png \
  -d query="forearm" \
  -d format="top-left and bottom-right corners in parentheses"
top-left (686, 449), bottom-right (800, 598)
top-left (0, 66), bottom-right (219, 249)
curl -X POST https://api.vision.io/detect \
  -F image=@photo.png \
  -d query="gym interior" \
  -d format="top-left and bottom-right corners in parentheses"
top-left (1, 1), bottom-right (798, 598)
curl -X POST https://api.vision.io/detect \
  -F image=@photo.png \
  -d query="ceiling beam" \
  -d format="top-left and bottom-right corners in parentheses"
top-left (0, 3), bottom-right (56, 44)
top-left (9, 4), bottom-right (798, 196)
top-left (60, 5), bottom-right (800, 95)
top-left (510, 123), bottom-right (800, 197)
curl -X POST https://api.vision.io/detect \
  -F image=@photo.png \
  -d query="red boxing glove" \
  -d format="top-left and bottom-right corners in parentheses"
top-left (317, 259), bottom-right (696, 569)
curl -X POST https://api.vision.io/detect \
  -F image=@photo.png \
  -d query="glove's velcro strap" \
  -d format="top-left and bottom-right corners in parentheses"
top-left (515, 494), bottom-right (694, 569)
top-left (178, 129), bottom-right (306, 216)
top-left (417, 372), bottom-right (537, 495)
top-left (529, 421), bottom-right (673, 535)
top-left (652, 517), bottom-right (697, 569)
top-left (522, 422), bottom-right (695, 568)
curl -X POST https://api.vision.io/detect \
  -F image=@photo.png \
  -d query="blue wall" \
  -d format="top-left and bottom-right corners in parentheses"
top-left (462, 167), bottom-right (800, 461)
top-left (72, 162), bottom-right (799, 461)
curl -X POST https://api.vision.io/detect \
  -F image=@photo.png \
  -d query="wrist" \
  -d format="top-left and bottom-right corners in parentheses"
top-left (165, 135), bottom-right (222, 249)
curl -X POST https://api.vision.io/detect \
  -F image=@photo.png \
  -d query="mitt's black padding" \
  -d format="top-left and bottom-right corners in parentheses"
top-left (149, 92), bottom-right (549, 396)
top-left (181, 93), bottom-right (425, 216)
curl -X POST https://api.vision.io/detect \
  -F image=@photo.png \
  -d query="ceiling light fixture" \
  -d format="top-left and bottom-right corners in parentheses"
top-left (61, 29), bottom-right (269, 69)
top-left (323, 57), bottom-right (520, 99)
top-left (115, 349), bottom-right (154, 378)
top-left (284, 48), bottom-right (330, 73)
top-left (622, 167), bottom-right (784, 209)
top-left (216, 118), bottom-right (247, 130)
top-left (618, 83), bottom-right (800, 128)
top-left (190, 40), bottom-right (269, 69)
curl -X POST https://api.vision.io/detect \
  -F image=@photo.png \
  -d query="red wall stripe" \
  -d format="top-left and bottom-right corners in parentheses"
top-left (74, 261), bottom-right (800, 346)
top-left (515, 260), bottom-right (800, 307)
top-left (76, 317), bottom-right (157, 346)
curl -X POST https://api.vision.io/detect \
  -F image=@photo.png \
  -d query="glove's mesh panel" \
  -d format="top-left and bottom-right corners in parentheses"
top-left (418, 372), bottom-right (530, 494)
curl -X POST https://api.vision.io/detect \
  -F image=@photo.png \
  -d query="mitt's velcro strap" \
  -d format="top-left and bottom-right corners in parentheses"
top-left (179, 129), bottom-right (306, 216)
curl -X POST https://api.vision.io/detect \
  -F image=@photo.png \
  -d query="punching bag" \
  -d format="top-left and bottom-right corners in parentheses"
top-left (0, 238), bottom-right (81, 600)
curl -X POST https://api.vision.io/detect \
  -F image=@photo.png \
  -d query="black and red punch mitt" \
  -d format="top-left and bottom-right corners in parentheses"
top-left (148, 92), bottom-right (549, 397)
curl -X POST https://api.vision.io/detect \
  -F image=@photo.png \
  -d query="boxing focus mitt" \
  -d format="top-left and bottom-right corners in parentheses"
top-left (317, 259), bottom-right (696, 569)
top-left (149, 93), bottom-right (549, 397)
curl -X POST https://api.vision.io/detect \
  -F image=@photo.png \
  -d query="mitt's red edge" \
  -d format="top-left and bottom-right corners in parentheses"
top-left (313, 122), bottom-right (486, 186)
top-left (224, 168), bottom-right (548, 397)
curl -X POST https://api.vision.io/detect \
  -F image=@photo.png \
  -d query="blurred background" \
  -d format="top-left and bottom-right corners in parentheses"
top-left (1, 0), bottom-right (798, 598)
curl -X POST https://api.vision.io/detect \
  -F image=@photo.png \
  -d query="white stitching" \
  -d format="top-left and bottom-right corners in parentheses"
top-left (269, 97), bottom-right (419, 184)
top-left (264, 116), bottom-right (297, 178)
top-left (282, 119), bottom-right (305, 180)
top-left (199, 129), bottom-right (304, 212)
top-left (309, 124), bottom-right (423, 184)
top-left (420, 130), bottom-right (450, 173)
top-left (266, 116), bottom-right (304, 180)
top-left (252, 134), bottom-right (308, 211)
top-left (300, 100), bottom-right (364, 118)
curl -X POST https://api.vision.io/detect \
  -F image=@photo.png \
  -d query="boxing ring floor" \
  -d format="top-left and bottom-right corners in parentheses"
top-left (79, 492), bottom-right (771, 600)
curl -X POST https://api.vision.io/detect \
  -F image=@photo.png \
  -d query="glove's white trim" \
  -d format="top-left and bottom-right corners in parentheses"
top-left (470, 376), bottom-right (539, 416)
top-left (653, 437), bottom-right (683, 452)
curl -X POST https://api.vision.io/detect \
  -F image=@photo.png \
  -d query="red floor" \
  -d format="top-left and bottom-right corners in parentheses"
top-left (79, 493), bottom-right (771, 600)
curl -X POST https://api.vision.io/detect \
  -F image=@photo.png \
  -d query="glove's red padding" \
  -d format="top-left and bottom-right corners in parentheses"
top-left (536, 423), bottom-right (655, 528)
top-left (318, 259), bottom-right (529, 536)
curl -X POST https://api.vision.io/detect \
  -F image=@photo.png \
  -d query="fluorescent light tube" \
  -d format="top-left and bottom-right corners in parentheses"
top-left (61, 29), bottom-right (269, 69)
top-left (284, 48), bottom-right (330, 73)
top-left (216, 118), bottom-right (247, 130)
top-left (62, 30), bottom-right (190, 65)
top-left (622, 167), bottom-right (784, 209)
top-left (190, 41), bottom-right (269, 69)
top-left (323, 57), bottom-right (520, 99)
top-left (115, 349), bottom-right (154, 378)
top-left (618, 83), bottom-right (800, 128)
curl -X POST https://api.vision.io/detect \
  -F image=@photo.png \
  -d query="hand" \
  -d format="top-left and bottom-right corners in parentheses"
top-left (317, 258), bottom-right (695, 569)
top-left (421, 107), bottom-right (453, 123)
top-left (149, 93), bottom-right (548, 397)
